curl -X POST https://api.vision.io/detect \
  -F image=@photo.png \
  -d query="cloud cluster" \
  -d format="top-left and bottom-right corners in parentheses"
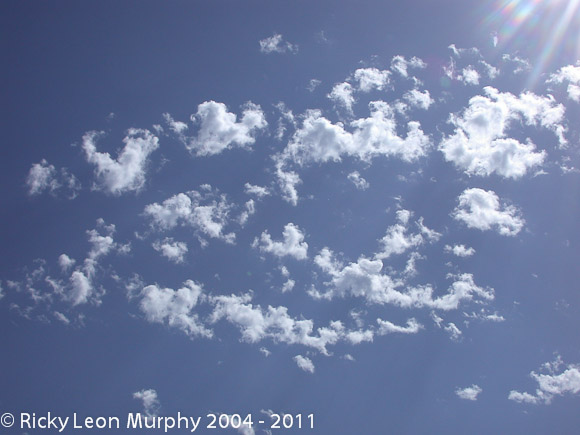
top-left (456, 384), bottom-right (482, 401)
top-left (549, 63), bottom-right (580, 102)
top-left (83, 129), bottom-right (159, 195)
top-left (26, 159), bottom-right (80, 198)
top-left (453, 188), bottom-right (524, 236)
top-left (509, 357), bottom-right (580, 405)
top-left (252, 223), bottom-right (308, 260)
top-left (440, 87), bottom-right (565, 178)
top-left (259, 33), bottom-right (298, 54)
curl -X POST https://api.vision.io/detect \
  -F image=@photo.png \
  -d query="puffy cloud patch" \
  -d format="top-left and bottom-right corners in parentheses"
top-left (347, 171), bottom-right (369, 190)
top-left (133, 389), bottom-right (160, 418)
top-left (391, 55), bottom-right (426, 78)
top-left (152, 238), bottom-right (188, 264)
top-left (294, 355), bottom-right (315, 373)
top-left (439, 87), bottom-right (566, 178)
top-left (444, 244), bottom-right (475, 257)
top-left (259, 33), bottom-right (298, 54)
top-left (509, 357), bottom-right (580, 405)
top-left (83, 129), bottom-right (159, 195)
top-left (403, 89), bottom-right (434, 110)
top-left (252, 223), bottom-right (308, 260)
top-left (352, 67), bottom-right (390, 92)
top-left (282, 102), bottom-right (430, 166)
top-left (456, 384), bottom-right (482, 401)
top-left (139, 280), bottom-right (211, 338)
top-left (26, 159), bottom-right (80, 198)
top-left (548, 63), bottom-right (580, 102)
top-left (453, 188), bottom-right (524, 236)
top-left (328, 82), bottom-right (355, 113)
top-left (144, 186), bottom-right (236, 245)
top-left (244, 183), bottom-right (270, 198)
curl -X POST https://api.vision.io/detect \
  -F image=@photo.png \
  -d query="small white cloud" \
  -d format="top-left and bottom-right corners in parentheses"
top-left (140, 280), bottom-right (211, 337)
top-left (152, 238), bottom-right (188, 264)
top-left (453, 188), bottom-right (524, 236)
top-left (260, 347), bottom-right (271, 357)
top-left (548, 63), bottom-right (580, 103)
top-left (133, 389), bottom-right (160, 418)
top-left (281, 279), bottom-right (295, 293)
top-left (459, 66), bottom-right (480, 85)
top-left (294, 355), bottom-right (315, 373)
top-left (259, 33), bottom-right (297, 54)
top-left (83, 129), bottom-right (159, 195)
top-left (456, 384), bottom-right (482, 401)
top-left (391, 55), bottom-right (426, 78)
top-left (26, 159), bottom-right (81, 198)
top-left (376, 318), bottom-right (422, 335)
top-left (253, 223), bottom-right (308, 260)
top-left (509, 357), bottom-right (580, 405)
top-left (244, 183), bottom-right (270, 198)
top-left (444, 244), bottom-right (476, 257)
top-left (58, 254), bottom-right (76, 272)
top-left (307, 79), bottom-right (321, 92)
top-left (353, 68), bottom-right (390, 92)
top-left (328, 82), bottom-right (355, 113)
top-left (348, 171), bottom-right (369, 190)
top-left (187, 101), bottom-right (267, 156)
top-left (444, 322), bottom-right (462, 341)
top-left (403, 89), bottom-right (434, 110)
top-left (275, 162), bottom-right (302, 206)
top-left (238, 199), bottom-right (256, 226)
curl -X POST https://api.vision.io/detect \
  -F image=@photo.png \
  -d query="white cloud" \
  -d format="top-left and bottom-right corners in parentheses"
top-left (133, 389), bottom-right (160, 418)
top-left (444, 322), bottom-right (462, 341)
top-left (283, 102), bottom-right (430, 167)
top-left (439, 87), bottom-right (567, 178)
top-left (238, 199), bottom-right (256, 226)
top-left (391, 55), bottom-right (426, 78)
top-left (210, 292), bottom-right (342, 354)
top-left (281, 279), bottom-right (295, 293)
top-left (453, 188), bottom-right (524, 236)
top-left (152, 238), bottom-right (188, 263)
top-left (186, 101), bottom-right (267, 156)
top-left (376, 318), bottom-right (422, 335)
top-left (244, 183), bottom-right (270, 198)
top-left (548, 63), bottom-right (580, 102)
top-left (353, 68), bottom-right (390, 92)
top-left (444, 244), bottom-right (475, 257)
top-left (307, 78), bottom-right (321, 92)
top-left (348, 171), bottom-right (369, 190)
top-left (259, 33), bottom-right (297, 54)
top-left (328, 82), bottom-right (355, 113)
top-left (83, 129), bottom-right (159, 195)
top-left (456, 384), bottom-right (482, 401)
top-left (144, 187), bottom-right (236, 245)
top-left (502, 54), bottom-right (531, 74)
top-left (403, 89), bottom-right (433, 110)
top-left (26, 159), bottom-right (81, 198)
top-left (376, 209), bottom-right (440, 260)
top-left (139, 280), bottom-right (211, 338)
top-left (312, 248), bottom-right (493, 309)
top-left (253, 223), bottom-right (308, 260)
top-left (294, 355), bottom-right (315, 373)
top-left (58, 254), bottom-right (76, 273)
top-left (275, 161), bottom-right (302, 206)
top-left (459, 66), bottom-right (480, 85)
top-left (509, 357), bottom-right (580, 405)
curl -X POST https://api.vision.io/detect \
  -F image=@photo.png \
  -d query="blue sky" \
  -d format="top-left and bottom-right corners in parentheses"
top-left (2, 1), bottom-right (580, 434)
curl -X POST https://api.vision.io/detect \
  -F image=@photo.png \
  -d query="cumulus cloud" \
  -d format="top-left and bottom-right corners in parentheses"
top-left (403, 89), bottom-right (434, 110)
top-left (139, 280), bottom-right (211, 338)
top-left (459, 66), bottom-right (480, 85)
top-left (376, 209), bottom-right (440, 260)
top-left (152, 238), bottom-right (188, 263)
top-left (259, 33), bottom-right (298, 54)
top-left (352, 68), bottom-right (390, 92)
top-left (185, 101), bottom-right (267, 156)
top-left (282, 102), bottom-right (430, 167)
top-left (144, 186), bottom-right (236, 246)
top-left (456, 384), bottom-right (482, 400)
top-left (509, 356), bottom-right (580, 405)
top-left (347, 171), bottom-right (370, 190)
top-left (548, 63), bottom-right (580, 102)
top-left (133, 389), bottom-right (160, 418)
top-left (376, 318), bottom-right (422, 335)
top-left (252, 223), bottom-right (308, 260)
top-left (312, 248), bottom-right (493, 309)
top-left (444, 244), bottom-right (475, 257)
top-left (83, 129), bottom-right (159, 195)
top-left (444, 322), bottom-right (462, 341)
top-left (328, 82), bottom-right (355, 113)
top-left (391, 55), bottom-right (426, 78)
top-left (210, 292), bottom-right (343, 355)
top-left (453, 188), bottom-right (524, 236)
top-left (244, 183), bottom-right (270, 198)
top-left (439, 87), bottom-right (567, 178)
top-left (26, 159), bottom-right (80, 198)
top-left (294, 355), bottom-right (315, 373)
